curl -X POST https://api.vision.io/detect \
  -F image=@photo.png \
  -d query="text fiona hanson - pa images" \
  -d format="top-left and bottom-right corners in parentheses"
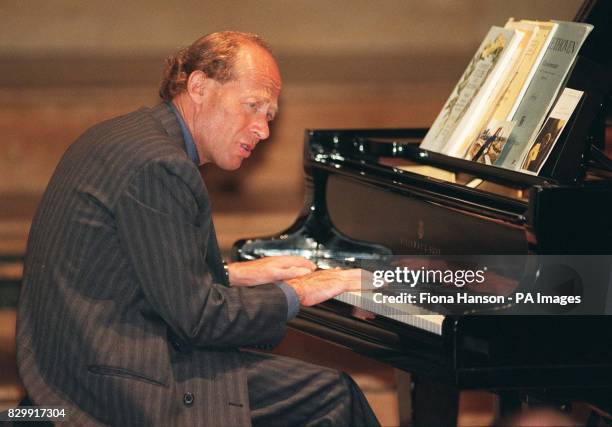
top-left (369, 267), bottom-right (582, 307)
top-left (372, 292), bottom-right (581, 306)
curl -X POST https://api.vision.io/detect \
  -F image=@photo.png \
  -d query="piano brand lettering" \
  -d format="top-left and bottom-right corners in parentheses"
top-left (371, 267), bottom-right (486, 288)
top-left (399, 238), bottom-right (441, 255)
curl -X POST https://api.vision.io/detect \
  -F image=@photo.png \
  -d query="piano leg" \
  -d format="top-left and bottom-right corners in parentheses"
top-left (395, 370), bottom-right (413, 427)
top-left (395, 370), bottom-right (459, 427)
top-left (496, 391), bottom-right (522, 418)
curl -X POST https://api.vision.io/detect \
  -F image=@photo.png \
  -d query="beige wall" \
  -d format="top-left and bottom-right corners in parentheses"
top-left (0, 1), bottom-right (581, 55)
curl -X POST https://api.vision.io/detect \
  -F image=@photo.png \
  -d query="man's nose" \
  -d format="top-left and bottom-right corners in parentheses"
top-left (251, 116), bottom-right (270, 140)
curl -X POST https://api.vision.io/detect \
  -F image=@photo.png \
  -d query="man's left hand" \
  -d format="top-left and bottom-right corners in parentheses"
top-left (227, 256), bottom-right (316, 286)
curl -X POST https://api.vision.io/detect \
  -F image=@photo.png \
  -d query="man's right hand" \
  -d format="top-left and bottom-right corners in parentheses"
top-left (227, 256), bottom-right (316, 286)
top-left (285, 268), bottom-right (364, 306)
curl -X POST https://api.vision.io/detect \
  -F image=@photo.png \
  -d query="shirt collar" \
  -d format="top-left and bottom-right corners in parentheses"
top-left (166, 101), bottom-right (200, 165)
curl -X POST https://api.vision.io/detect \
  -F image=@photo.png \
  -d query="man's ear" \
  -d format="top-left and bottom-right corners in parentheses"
top-left (186, 70), bottom-right (211, 104)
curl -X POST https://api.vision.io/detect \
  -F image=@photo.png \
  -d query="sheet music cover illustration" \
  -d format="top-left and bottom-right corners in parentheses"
top-left (520, 88), bottom-right (583, 174)
top-left (419, 27), bottom-right (517, 153)
top-left (466, 120), bottom-right (515, 165)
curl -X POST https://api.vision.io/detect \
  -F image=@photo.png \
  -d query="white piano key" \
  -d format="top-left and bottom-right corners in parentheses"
top-left (335, 291), bottom-right (445, 335)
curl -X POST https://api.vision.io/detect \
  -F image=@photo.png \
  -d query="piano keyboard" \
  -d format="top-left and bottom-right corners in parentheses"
top-left (335, 291), bottom-right (445, 335)
top-left (312, 257), bottom-right (447, 334)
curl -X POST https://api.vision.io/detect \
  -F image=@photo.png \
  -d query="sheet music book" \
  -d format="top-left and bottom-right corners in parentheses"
top-left (496, 21), bottom-right (593, 169)
top-left (442, 28), bottom-right (525, 158)
top-left (519, 88), bottom-right (584, 174)
top-left (419, 26), bottom-right (520, 153)
top-left (489, 20), bottom-right (558, 123)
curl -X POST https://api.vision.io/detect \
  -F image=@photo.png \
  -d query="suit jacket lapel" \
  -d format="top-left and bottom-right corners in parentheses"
top-left (150, 102), bottom-right (229, 287)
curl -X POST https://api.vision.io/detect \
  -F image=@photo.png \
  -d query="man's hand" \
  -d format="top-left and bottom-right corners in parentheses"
top-left (285, 268), bottom-right (364, 306)
top-left (228, 256), bottom-right (316, 286)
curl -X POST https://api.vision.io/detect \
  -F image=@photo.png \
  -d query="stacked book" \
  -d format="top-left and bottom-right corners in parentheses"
top-left (419, 19), bottom-right (593, 175)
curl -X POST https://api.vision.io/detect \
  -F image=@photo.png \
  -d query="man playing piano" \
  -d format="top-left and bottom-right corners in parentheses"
top-left (16, 32), bottom-right (379, 426)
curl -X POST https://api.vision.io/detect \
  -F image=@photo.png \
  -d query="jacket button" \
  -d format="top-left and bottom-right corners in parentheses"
top-left (171, 340), bottom-right (182, 352)
top-left (183, 392), bottom-right (194, 407)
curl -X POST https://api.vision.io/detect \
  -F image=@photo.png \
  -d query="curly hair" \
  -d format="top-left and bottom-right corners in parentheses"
top-left (159, 31), bottom-right (271, 101)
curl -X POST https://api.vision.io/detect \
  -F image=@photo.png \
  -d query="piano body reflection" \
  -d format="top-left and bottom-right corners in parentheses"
top-left (233, 0), bottom-right (612, 423)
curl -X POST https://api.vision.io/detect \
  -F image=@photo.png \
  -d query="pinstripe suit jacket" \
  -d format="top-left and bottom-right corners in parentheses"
top-left (16, 103), bottom-right (288, 426)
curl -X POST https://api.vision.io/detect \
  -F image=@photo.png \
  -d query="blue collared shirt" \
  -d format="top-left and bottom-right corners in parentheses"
top-left (167, 102), bottom-right (200, 164)
top-left (166, 102), bottom-right (299, 320)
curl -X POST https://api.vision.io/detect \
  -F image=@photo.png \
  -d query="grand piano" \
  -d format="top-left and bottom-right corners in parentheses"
top-left (233, 1), bottom-right (612, 424)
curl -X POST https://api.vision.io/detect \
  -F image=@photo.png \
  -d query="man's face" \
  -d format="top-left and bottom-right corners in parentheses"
top-left (193, 45), bottom-right (281, 170)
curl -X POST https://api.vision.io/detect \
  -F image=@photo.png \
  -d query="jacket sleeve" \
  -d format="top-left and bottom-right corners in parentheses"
top-left (114, 158), bottom-right (288, 349)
